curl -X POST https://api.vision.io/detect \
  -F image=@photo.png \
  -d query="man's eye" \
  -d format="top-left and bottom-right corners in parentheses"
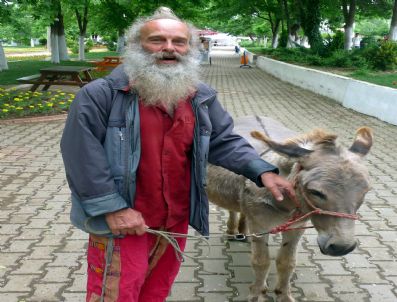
top-left (308, 189), bottom-right (327, 200)
top-left (174, 40), bottom-right (187, 46)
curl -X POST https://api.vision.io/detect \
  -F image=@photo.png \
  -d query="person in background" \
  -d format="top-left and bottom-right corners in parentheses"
top-left (60, 7), bottom-right (297, 302)
top-left (352, 32), bottom-right (362, 49)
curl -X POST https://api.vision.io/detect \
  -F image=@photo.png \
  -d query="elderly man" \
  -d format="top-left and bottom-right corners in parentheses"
top-left (60, 7), bottom-right (296, 302)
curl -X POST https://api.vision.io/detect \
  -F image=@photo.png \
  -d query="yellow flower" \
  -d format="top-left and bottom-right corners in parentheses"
top-left (2, 109), bottom-right (8, 112)
top-left (29, 105), bottom-right (34, 109)
top-left (46, 103), bottom-right (54, 107)
top-left (60, 93), bottom-right (65, 96)
top-left (14, 98), bottom-right (21, 102)
top-left (68, 99), bottom-right (73, 103)
top-left (16, 107), bottom-right (23, 110)
top-left (10, 105), bottom-right (15, 108)
top-left (69, 94), bottom-right (75, 97)
top-left (59, 102), bottom-right (65, 105)
top-left (4, 103), bottom-right (9, 107)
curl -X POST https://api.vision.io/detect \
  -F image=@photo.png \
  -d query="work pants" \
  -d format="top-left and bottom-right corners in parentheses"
top-left (86, 219), bottom-right (188, 302)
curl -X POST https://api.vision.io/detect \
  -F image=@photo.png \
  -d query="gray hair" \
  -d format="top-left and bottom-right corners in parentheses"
top-left (125, 7), bottom-right (199, 49)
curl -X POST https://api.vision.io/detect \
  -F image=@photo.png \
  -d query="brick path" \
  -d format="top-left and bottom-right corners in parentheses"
top-left (0, 48), bottom-right (396, 302)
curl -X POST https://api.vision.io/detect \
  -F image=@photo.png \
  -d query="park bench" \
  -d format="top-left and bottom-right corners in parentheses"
top-left (17, 74), bottom-right (42, 84)
top-left (92, 56), bottom-right (122, 71)
top-left (17, 66), bottom-right (93, 92)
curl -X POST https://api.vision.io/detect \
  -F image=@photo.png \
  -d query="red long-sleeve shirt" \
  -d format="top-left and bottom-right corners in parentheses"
top-left (134, 98), bottom-right (195, 229)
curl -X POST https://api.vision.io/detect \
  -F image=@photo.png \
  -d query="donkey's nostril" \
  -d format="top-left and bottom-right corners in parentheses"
top-left (326, 242), bottom-right (357, 256)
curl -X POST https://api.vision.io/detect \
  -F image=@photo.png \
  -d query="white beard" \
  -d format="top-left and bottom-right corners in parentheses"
top-left (123, 45), bottom-right (201, 113)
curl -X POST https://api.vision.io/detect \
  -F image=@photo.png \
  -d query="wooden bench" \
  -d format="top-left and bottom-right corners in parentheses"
top-left (17, 66), bottom-right (93, 92)
top-left (92, 56), bottom-right (122, 71)
top-left (17, 74), bottom-right (42, 84)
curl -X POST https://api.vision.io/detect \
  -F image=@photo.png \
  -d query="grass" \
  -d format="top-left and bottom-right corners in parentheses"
top-left (348, 70), bottom-right (397, 88)
top-left (1, 50), bottom-right (118, 85)
top-left (4, 46), bottom-right (47, 53)
top-left (247, 47), bottom-right (397, 89)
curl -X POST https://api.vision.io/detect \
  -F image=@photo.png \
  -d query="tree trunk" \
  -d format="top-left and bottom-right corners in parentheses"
top-left (78, 35), bottom-right (85, 60)
top-left (390, 0), bottom-right (397, 41)
top-left (342, 0), bottom-right (356, 50)
top-left (344, 25), bottom-right (354, 50)
top-left (51, 25), bottom-right (60, 64)
top-left (298, 0), bottom-right (322, 52)
top-left (116, 31), bottom-right (125, 53)
top-left (57, 12), bottom-right (69, 61)
top-left (47, 27), bottom-right (51, 51)
top-left (271, 19), bottom-right (281, 48)
top-left (50, 7), bottom-right (69, 63)
top-left (0, 42), bottom-right (8, 71)
top-left (76, 1), bottom-right (89, 61)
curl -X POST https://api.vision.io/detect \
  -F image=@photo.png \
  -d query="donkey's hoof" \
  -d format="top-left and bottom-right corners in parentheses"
top-left (248, 284), bottom-right (268, 301)
top-left (275, 289), bottom-right (295, 302)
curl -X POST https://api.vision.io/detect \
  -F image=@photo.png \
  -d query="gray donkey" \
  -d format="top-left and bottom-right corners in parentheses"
top-left (206, 116), bottom-right (373, 302)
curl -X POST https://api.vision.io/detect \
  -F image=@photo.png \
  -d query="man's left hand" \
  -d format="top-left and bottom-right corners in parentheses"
top-left (260, 172), bottom-right (299, 206)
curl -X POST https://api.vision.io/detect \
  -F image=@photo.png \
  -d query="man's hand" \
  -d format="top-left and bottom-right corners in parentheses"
top-left (105, 208), bottom-right (147, 236)
top-left (260, 172), bottom-right (299, 206)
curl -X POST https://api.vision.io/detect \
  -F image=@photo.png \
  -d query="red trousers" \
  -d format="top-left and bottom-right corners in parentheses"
top-left (86, 219), bottom-right (188, 302)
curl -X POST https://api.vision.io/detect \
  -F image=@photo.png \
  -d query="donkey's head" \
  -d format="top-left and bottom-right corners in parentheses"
top-left (251, 127), bottom-right (373, 256)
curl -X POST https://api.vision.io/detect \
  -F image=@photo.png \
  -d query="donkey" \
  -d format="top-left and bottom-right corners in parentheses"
top-left (206, 116), bottom-right (373, 302)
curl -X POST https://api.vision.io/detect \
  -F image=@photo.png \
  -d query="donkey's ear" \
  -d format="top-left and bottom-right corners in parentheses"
top-left (251, 131), bottom-right (312, 158)
top-left (348, 127), bottom-right (373, 156)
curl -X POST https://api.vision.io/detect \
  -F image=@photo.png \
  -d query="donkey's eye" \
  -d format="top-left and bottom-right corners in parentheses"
top-left (308, 189), bottom-right (327, 200)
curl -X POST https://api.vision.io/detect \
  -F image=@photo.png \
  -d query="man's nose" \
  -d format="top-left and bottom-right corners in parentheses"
top-left (163, 40), bottom-right (175, 52)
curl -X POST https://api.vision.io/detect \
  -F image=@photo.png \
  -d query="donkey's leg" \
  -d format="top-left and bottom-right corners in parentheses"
top-left (238, 213), bottom-right (247, 234)
top-left (275, 230), bottom-right (304, 302)
top-left (248, 234), bottom-right (271, 302)
top-left (226, 211), bottom-right (239, 235)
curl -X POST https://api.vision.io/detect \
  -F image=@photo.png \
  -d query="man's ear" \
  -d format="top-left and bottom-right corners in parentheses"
top-left (251, 131), bottom-right (313, 158)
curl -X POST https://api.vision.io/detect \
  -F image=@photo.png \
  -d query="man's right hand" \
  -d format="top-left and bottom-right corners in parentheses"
top-left (105, 208), bottom-right (147, 236)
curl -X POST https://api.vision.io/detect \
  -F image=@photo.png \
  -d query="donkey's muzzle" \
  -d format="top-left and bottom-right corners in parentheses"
top-left (317, 236), bottom-right (357, 256)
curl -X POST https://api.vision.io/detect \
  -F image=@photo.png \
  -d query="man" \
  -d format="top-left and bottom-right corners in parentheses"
top-left (60, 7), bottom-right (296, 302)
top-left (352, 32), bottom-right (362, 49)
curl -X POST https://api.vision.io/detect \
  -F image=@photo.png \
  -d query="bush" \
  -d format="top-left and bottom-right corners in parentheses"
top-left (323, 31), bottom-right (344, 54)
top-left (38, 38), bottom-right (47, 46)
top-left (102, 34), bottom-right (118, 51)
top-left (67, 38), bottom-right (94, 54)
top-left (364, 41), bottom-right (397, 70)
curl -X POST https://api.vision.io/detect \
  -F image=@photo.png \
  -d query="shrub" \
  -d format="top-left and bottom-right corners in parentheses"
top-left (364, 41), bottom-right (397, 70)
top-left (38, 38), bottom-right (47, 46)
top-left (323, 31), bottom-right (344, 53)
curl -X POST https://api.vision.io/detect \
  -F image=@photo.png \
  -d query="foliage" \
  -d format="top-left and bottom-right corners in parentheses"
top-left (355, 17), bottom-right (390, 37)
top-left (323, 31), bottom-right (344, 53)
top-left (364, 41), bottom-right (397, 70)
top-left (0, 87), bottom-right (74, 119)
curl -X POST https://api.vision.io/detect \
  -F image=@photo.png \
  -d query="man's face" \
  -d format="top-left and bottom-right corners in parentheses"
top-left (140, 19), bottom-right (190, 65)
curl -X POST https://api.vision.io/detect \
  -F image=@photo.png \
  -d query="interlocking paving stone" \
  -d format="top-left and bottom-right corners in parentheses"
top-left (1, 47), bottom-right (397, 301)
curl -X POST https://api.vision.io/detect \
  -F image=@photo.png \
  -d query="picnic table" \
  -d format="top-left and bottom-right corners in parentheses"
top-left (92, 56), bottom-right (122, 71)
top-left (17, 66), bottom-right (94, 92)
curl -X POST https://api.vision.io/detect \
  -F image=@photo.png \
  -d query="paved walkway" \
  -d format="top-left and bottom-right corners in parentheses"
top-left (0, 48), bottom-right (396, 302)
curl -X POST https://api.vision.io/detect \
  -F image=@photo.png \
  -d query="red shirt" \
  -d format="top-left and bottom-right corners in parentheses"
top-left (134, 99), bottom-right (195, 229)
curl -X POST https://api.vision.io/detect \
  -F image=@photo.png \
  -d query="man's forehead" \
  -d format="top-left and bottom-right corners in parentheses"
top-left (141, 19), bottom-right (190, 37)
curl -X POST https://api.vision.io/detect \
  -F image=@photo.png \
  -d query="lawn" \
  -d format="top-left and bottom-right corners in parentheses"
top-left (247, 47), bottom-right (397, 89)
top-left (4, 46), bottom-right (48, 53)
top-left (0, 50), bottom-right (118, 85)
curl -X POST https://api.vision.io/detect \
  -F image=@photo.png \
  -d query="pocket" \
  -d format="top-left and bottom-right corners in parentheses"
top-left (199, 135), bottom-right (210, 187)
top-left (104, 126), bottom-right (126, 177)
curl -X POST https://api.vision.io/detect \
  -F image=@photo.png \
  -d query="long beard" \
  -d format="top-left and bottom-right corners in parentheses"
top-left (123, 45), bottom-right (201, 112)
